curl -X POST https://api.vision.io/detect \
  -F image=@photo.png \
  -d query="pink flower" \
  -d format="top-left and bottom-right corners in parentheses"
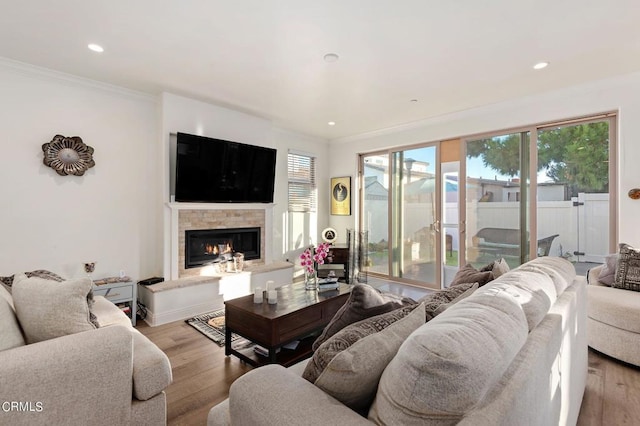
top-left (300, 243), bottom-right (332, 274)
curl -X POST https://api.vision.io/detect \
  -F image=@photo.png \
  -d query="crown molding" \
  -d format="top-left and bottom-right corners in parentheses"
top-left (0, 56), bottom-right (157, 103)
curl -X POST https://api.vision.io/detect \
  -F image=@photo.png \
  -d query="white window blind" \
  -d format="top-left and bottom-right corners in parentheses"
top-left (288, 152), bottom-right (317, 212)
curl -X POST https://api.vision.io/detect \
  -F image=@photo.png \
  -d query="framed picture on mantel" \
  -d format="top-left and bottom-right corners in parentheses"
top-left (331, 176), bottom-right (351, 216)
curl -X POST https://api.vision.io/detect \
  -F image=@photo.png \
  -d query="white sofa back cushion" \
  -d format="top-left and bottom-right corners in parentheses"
top-left (483, 269), bottom-right (556, 331)
top-left (369, 286), bottom-right (528, 425)
top-left (517, 257), bottom-right (576, 295)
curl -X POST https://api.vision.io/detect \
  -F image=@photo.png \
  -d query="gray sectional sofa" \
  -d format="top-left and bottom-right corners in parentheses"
top-left (0, 274), bottom-right (172, 426)
top-left (209, 257), bottom-right (587, 425)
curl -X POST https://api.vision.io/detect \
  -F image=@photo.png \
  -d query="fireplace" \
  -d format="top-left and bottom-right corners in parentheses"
top-left (185, 227), bottom-right (260, 269)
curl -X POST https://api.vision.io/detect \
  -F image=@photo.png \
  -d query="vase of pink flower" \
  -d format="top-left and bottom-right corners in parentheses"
top-left (300, 242), bottom-right (331, 290)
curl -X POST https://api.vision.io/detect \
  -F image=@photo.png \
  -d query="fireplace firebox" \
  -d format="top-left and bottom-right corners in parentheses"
top-left (185, 227), bottom-right (260, 269)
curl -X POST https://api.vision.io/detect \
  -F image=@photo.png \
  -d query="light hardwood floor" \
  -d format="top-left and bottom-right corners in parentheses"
top-left (138, 320), bottom-right (640, 426)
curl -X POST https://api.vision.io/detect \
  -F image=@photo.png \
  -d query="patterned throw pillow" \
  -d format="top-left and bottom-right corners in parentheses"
top-left (303, 304), bottom-right (424, 412)
top-left (1, 269), bottom-right (64, 293)
top-left (312, 284), bottom-right (415, 351)
top-left (417, 282), bottom-right (478, 321)
top-left (0, 275), bottom-right (13, 293)
top-left (613, 243), bottom-right (640, 291)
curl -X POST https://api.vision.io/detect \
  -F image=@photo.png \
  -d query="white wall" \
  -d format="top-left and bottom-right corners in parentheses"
top-left (0, 60), bottom-right (162, 280)
top-left (329, 71), bottom-right (640, 247)
top-left (160, 93), bottom-right (329, 277)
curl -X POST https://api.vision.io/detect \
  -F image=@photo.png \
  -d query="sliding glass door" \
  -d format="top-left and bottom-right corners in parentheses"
top-left (361, 145), bottom-right (440, 288)
top-left (361, 153), bottom-right (390, 276)
top-left (462, 115), bottom-right (614, 270)
top-left (359, 113), bottom-right (615, 286)
top-left (536, 119), bottom-right (612, 264)
top-left (464, 131), bottom-right (530, 269)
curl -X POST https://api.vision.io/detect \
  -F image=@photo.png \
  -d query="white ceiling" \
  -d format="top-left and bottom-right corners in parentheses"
top-left (1, 1), bottom-right (640, 140)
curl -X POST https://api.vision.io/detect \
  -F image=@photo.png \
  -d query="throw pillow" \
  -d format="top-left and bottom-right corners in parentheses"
top-left (12, 274), bottom-right (97, 344)
top-left (0, 270), bottom-right (99, 328)
top-left (0, 275), bottom-right (13, 293)
top-left (0, 269), bottom-right (64, 293)
top-left (492, 258), bottom-right (510, 278)
top-left (303, 304), bottom-right (424, 413)
top-left (450, 263), bottom-right (494, 287)
top-left (613, 243), bottom-right (640, 291)
top-left (368, 287), bottom-right (529, 425)
top-left (597, 253), bottom-right (617, 286)
top-left (312, 284), bottom-right (414, 351)
top-left (417, 282), bottom-right (478, 321)
top-left (431, 283), bottom-right (479, 318)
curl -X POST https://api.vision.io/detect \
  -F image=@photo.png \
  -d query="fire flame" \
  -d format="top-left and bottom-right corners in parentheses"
top-left (204, 241), bottom-right (233, 256)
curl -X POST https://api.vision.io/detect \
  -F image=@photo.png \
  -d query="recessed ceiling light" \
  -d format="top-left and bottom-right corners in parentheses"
top-left (328, 121), bottom-right (336, 126)
top-left (533, 61), bottom-right (549, 70)
top-left (410, 99), bottom-right (418, 103)
top-left (88, 43), bottom-right (104, 53)
top-left (323, 53), bottom-right (339, 63)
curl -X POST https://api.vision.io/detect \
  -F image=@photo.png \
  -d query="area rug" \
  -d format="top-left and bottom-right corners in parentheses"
top-left (186, 309), bottom-right (249, 347)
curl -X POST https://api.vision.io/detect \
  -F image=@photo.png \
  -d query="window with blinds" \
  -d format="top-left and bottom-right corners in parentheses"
top-left (288, 152), bottom-right (317, 212)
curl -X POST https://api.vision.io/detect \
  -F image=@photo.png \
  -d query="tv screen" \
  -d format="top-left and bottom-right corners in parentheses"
top-left (175, 132), bottom-right (277, 203)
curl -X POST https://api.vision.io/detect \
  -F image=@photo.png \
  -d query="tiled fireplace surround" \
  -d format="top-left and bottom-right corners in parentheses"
top-left (167, 203), bottom-right (273, 280)
top-left (140, 203), bottom-right (287, 326)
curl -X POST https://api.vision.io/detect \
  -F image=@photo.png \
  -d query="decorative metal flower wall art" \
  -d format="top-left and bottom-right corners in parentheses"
top-left (42, 135), bottom-right (95, 176)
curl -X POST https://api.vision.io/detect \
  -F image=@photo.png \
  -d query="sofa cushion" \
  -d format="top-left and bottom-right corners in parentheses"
top-left (418, 282), bottom-right (477, 321)
top-left (597, 254), bottom-right (617, 286)
top-left (516, 257), bottom-right (576, 295)
top-left (369, 286), bottom-right (528, 425)
top-left (485, 270), bottom-right (557, 331)
top-left (131, 329), bottom-right (173, 400)
top-left (0, 295), bottom-right (25, 351)
top-left (312, 284), bottom-right (413, 350)
top-left (613, 243), bottom-right (640, 291)
top-left (588, 284), bottom-right (640, 333)
top-left (305, 303), bottom-right (424, 413)
top-left (0, 283), bottom-right (14, 310)
top-left (12, 274), bottom-right (97, 344)
top-left (92, 296), bottom-right (134, 327)
top-left (450, 263), bottom-right (494, 287)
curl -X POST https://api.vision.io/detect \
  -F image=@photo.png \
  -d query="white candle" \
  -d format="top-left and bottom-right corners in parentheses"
top-left (268, 290), bottom-right (277, 304)
top-left (266, 280), bottom-right (275, 291)
top-left (254, 287), bottom-right (263, 303)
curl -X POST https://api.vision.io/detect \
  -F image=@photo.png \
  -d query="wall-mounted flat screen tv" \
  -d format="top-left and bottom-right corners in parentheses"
top-left (175, 132), bottom-right (277, 203)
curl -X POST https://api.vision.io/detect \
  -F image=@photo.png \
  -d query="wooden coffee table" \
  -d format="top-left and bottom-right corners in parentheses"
top-left (224, 283), bottom-right (351, 367)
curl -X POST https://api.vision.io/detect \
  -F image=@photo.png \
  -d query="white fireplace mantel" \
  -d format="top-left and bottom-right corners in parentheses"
top-left (165, 202), bottom-right (275, 280)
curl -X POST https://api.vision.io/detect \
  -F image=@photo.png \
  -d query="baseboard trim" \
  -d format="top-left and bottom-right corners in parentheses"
top-left (143, 300), bottom-right (224, 326)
